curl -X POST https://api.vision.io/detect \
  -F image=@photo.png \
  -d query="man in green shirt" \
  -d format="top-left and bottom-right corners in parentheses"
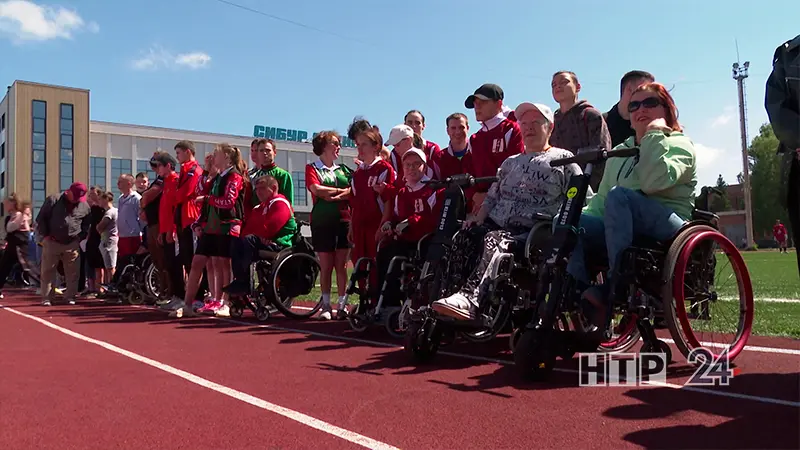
top-left (249, 138), bottom-right (294, 207)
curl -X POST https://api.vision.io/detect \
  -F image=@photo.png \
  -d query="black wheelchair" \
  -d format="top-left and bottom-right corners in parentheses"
top-left (116, 253), bottom-right (164, 305)
top-left (228, 221), bottom-right (322, 321)
top-left (514, 147), bottom-right (755, 381)
top-left (346, 225), bottom-right (431, 338)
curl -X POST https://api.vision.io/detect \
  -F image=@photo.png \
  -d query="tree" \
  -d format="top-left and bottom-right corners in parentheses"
top-left (712, 174), bottom-right (732, 211)
top-left (749, 123), bottom-right (790, 239)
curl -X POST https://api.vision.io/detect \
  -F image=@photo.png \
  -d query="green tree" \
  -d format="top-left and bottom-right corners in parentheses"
top-left (749, 123), bottom-right (790, 239)
top-left (712, 174), bottom-right (732, 211)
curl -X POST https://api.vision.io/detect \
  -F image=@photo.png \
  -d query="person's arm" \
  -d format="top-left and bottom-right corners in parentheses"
top-left (279, 170), bottom-right (294, 206)
top-left (765, 44), bottom-right (800, 150)
top-left (174, 164), bottom-right (203, 205)
top-left (35, 197), bottom-right (55, 238)
top-left (6, 211), bottom-right (23, 233)
top-left (207, 173), bottom-right (244, 209)
top-left (305, 165), bottom-right (344, 200)
top-left (635, 130), bottom-right (696, 195)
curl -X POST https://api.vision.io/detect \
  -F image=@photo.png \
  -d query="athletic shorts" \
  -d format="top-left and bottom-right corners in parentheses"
top-left (195, 233), bottom-right (232, 258)
top-left (311, 221), bottom-right (351, 253)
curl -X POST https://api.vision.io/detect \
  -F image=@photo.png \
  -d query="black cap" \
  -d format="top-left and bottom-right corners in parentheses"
top-left (149, 151), bottom-right (178, 169)
top-left (465, 83), bottom-right (504, 109)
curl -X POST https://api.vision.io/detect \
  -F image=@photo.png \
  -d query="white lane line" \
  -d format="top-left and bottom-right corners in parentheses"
top-left (189, 314), bottom-right (800, 409)
top-left (0, 305), bottom-right (399, 450)
top-left (287, 306), bottom-right (800, 356)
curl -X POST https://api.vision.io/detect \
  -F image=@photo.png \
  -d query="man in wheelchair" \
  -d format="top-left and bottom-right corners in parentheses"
top-left (432, 102), bottom-right (585, 321)
top-left (373, 148), bottom-right (442, 310)
top-left (565, 83), bottom-right (697, 344)
top-left (224, 175), bottom-right (297, 296)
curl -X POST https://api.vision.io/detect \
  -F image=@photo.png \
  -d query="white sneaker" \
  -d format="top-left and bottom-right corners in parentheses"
top-left (432, 293), bottom-right (476, 320)
top-left (215, 304), bottom-right (231, 317)
top-left (67, 299), bottom-right (76, 305)
top-left (42, 300), bottom-right (51, 306)
top-left (169, 307), bottom-right (195, 318)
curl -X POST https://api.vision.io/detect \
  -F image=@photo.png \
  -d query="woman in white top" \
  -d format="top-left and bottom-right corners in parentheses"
top-left (0, 193), bottom-right (35, 297)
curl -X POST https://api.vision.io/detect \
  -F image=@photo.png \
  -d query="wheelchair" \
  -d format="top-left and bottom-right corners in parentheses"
top-left (514, 147), bottom-right (754, 381)
top-left (116, 253), bottom-right (165, 305)
top-left (345, 223), bottom-right (431, 338)
top-left (228, 221), bottom-right (323, 321)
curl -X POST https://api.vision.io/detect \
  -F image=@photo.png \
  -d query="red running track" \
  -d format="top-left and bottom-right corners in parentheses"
top-left (1, 290), bottom-right (798, 450)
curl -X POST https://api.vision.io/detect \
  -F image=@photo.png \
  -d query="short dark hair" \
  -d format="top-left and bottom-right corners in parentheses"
top-left (174, 140), bottom-right (196, 154)
top-left (311, 131), bottom-right (340, 156)
top-left (135, 172), bottom-right (148, 179)
top-left (347, 117), bottom-right (373, 141)
top-left (446, 113), bottom-right (468, 127)
top-left (553, 70), bottom-right (579, 84)
top-left (404, 110), bottom-right (426, 125)
top-left (255, 174), bottom-right (278, 188)
top-left (620, 70), bottom-right (655, 95)
top-left (255, 138), bottom-right (277, 152)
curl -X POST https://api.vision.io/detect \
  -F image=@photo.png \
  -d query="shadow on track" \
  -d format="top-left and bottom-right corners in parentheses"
top-left (604, 372), bottom-right (800, 449)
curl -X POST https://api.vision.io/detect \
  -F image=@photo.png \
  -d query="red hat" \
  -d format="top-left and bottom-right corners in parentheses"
top-left (69, 182), bottom-right (88, 202)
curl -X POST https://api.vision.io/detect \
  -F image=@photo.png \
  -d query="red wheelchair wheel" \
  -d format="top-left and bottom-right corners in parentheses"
top-left (665, 228), bottom-right (754, 364)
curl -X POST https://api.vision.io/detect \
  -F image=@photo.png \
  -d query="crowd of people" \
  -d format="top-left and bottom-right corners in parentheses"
top-left (2, 39), bottom-right (797, 321)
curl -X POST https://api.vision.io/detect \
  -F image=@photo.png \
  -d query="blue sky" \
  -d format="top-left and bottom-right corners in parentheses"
top-left (1, 0), bottom-right (798, 189)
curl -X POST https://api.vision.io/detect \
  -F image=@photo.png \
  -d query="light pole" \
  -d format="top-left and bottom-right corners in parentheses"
top-left (732, 61), bottom-right (754, 249)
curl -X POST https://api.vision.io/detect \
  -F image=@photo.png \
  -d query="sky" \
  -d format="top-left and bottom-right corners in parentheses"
top-left (1, 0), bottom-right (798, 189)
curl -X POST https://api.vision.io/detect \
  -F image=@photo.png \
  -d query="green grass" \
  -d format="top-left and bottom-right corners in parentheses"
top-left (305, 251), bottom-right (799, 338)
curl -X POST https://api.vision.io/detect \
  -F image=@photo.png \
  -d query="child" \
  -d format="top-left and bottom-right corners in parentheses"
top-left (374, 148), bottom-right (441, 308)
top-left (224, 175), bottom-right (297, 295)
top-left (84, 187), bottom-right (106, 296)
top-left (172, 143), bottom-right (248, 318)
top-left (96, 191), bottom-right (119, 294)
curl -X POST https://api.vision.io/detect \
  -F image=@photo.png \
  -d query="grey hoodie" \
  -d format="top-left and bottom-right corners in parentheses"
top-left (550, 100), bottom-right (612, 191)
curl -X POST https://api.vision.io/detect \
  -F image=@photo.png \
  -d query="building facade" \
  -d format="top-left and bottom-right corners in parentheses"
top-left (0, 80), bottom-right (90, 216)
top-left (1, 80), bottom-right (357, 222)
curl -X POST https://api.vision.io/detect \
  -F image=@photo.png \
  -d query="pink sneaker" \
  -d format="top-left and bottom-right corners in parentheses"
top-left (198, 300), bottom-right (223, 314)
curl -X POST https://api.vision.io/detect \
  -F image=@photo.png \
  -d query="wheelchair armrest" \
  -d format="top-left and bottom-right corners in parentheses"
top-left (691, 209), bottom-right (719, 224)
top-left (532, 212), bottom-right (554, 222)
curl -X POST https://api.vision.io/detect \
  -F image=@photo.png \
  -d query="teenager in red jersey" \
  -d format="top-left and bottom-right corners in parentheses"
top-left (464, 83), bottom-right (524, 215)
top-left (172, 140), bottom-right (206, 304)
top-left (404, 110), bottom-right (442, 162)
top-left (375, 148), bottom-right (442, 308)
top-left (152, 152), bottom-right (184, 307)
top-left (375, 125), bottom-right (435, 205)
top-left (433, 113), bottom-right (474, 180)
top-left (348, 126), bottom-right (395, 265)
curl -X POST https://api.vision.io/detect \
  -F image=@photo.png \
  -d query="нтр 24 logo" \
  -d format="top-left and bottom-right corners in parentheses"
top-left (578, 346), bottom-right (734, 387)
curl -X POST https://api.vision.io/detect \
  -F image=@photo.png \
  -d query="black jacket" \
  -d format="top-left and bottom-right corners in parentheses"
top-left (35, 194), bottom-right (91, 245)
top-left (765, 34), bottom-right (800, 204)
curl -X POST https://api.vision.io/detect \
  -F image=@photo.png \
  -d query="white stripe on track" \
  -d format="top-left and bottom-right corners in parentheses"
top-left (0, 305), bottom-right (399, 450)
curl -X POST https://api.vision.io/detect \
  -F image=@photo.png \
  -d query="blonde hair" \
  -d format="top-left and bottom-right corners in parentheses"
top-left (5, 193), bottom-right (30, 212)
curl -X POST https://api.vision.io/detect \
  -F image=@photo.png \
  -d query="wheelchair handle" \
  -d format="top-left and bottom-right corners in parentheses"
top-left (550, 147), bottom-right (640, 167)
top-left (422, 174), bottom-right (498, 190)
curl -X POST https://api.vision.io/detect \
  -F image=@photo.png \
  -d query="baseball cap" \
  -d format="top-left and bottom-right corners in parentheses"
top-left (401, 148), bottom-right (427, 164)
top-left (68, 182), bottom-right (88, 202)
top-left (385, 124), bottom-right (414, 146)
top-left (514, 102), bottom-right (555, 124)
top-left (465, 83), bottom-right (504, 109)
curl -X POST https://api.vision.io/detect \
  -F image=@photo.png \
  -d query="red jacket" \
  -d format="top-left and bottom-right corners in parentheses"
top-left (351, 158), bottom-right (395, 225)
top-left (389, 177), bottom-right (442, 242)
top-left (774, 224), bottom-right (787, 241)
top-left (242, 194), bottom-right (292, 240)
top-left (468, 113), bottom-right (524, 192)
top-left (174, 160), bottom-right (204, 230)
top-left (158, 171), bottom-right (179, 235)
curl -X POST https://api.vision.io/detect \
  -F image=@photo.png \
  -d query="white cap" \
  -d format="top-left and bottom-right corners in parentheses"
top-left (385, 124), bottom-right (414, 146)
top-left (514, 102), bottom-right (555, 124)
top-left (401, 148), bottom-right (427, 164)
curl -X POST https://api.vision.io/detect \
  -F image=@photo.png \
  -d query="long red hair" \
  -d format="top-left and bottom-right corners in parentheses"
top-left (632, 82), bottom-right (682, 132)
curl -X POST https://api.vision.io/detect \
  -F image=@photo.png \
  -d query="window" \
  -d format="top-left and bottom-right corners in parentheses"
top-left (90, 157), bottom-right (106, 191)
top-left (1, 113), bottom-right (5, 131)
top-left (110, 158), bottom-right (132, 197)
top-left (60, 103), bottom-right (74, 191)
top-left (31, 100), bottom-right (47, 216)
top-left (136, 159), bottom-right (157, 182)
top-left (292, 171), bottom-right (307, 206)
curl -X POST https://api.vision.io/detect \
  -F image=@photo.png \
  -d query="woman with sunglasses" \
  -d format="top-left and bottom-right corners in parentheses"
top-left (566, 82), bottom-right (697, 345)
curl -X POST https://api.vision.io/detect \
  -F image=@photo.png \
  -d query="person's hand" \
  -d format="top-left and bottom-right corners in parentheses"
top-left (373, 181), bottom-right (386, 194)
top-left (194, 196), bottom-right (206, 205)
top-left (463, 217), bottom-right (482, 229)
top-left (166, 232), bottom-right (175, 244)
top-left (471, 192), bottom-right (486, 215)
top-left (646, 118), bottom-right (670, 133)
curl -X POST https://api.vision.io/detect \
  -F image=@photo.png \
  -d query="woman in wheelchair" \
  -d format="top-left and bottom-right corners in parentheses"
top-left (224, 175), bottom-right (297, 296)
top-left (374, 148), bottom-right (442, 310)
top-left (566, 82), bottom-right (697, 343)
top-left (432, 102), bottom-right (584, 321)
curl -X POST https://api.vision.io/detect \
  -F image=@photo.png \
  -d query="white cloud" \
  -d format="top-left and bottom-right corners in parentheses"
top-left (131, 45), bottom-right (212, 71)
top-left (693, 142), bottom-right (745, 189)
top-left (710, 105), bottom-right (737, 129)
top-left (0, 0), bottom-right (98, 42)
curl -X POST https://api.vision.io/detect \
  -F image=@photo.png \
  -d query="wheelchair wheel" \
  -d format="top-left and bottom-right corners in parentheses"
top-left (144, 263), bottom-right (162, 300)
top-left (514, 327), bottom-right (557, 381)
top-left (347, 300), bottom-right (370, 332)
top-left (384, 306), bottom-right (406, 339)
top-left (255, 306), bottom-right (271, 322)
top-left (404, 315), bottom-right (441, 363)
top-left (460, 301), bottom-right (511, 344)
top-left (662, 226), bottom-right (754, 364)
top-left (270, 252), bottom-right (324, 319)
top-left (126, 289), bottom-right (145, 305)
top-left (229, 302), bottom-right (244, 319)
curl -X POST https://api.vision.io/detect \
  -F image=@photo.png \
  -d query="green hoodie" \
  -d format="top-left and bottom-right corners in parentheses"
top-left (583, 130), bottom-right (697, 221)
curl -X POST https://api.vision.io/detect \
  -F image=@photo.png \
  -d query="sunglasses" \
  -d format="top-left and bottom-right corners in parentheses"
top-left (628, 97), bottom-right (662, 113)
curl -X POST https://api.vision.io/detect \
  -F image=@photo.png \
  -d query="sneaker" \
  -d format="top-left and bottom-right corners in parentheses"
top-left (191, 301), bottom-right (205, 312)
top-left (0, 292), bottom-right (4, 299)
top-left (42, 299), bottom-right (51, 306)
top-left (67, 299), bottom-right (76, 305)
top-left (432, 293), bottom-right (476, 321)
top-left (214, 304), bottom-right (231, 317)
top-left (159, 297), bottom-right (184, 311)
top-left (336, 306), bottom-right (348, 320)
top-left (169, 307), bottom-right (195, 318)
top-left (54, 287), bottom-right (65, 296)
top-left (198, 300), bottom-right (223, 314)
top-left (319, 304), bottom-right (332, 321)
top-left (155, 296), bottom-right (172, 306)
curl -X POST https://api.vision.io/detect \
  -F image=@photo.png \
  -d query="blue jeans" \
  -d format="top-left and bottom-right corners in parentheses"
top-left (231, 235), bottom-right (283, 284)
top-left (567, 186), bottom-right (686, 285)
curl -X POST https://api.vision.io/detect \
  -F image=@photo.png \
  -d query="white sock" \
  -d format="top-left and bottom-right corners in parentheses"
top-left (322, 293), bottom-right (331, 307)
top-left (337, 295), bottom-right (347, 307)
